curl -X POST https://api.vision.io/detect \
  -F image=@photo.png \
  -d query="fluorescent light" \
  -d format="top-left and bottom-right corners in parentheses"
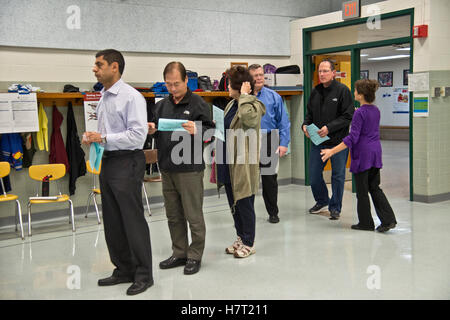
top-left (367, 54), bottom-right (410, 61)
top-left (360, 54), bottom-right (369, 57)
top-left (396, 47), bottom-right (410, 51)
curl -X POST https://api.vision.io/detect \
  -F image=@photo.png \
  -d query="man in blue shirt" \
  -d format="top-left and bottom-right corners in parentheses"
top-left (249, 64), bottom-right (291, 223)
top-left (83, 49), bottom-right (153, 296)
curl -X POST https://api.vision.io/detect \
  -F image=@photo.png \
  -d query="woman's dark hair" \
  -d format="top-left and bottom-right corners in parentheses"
top-left (354, 79), bottom-right (379, 103)
top-left (96, 49), bottom-right (125, 75)
top-left (226, 66), bottom-right (255, 94)
top-left (163, 61), bottom-right (187, 81)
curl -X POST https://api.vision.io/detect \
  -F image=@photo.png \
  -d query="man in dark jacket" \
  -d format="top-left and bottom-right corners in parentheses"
top-left (302, 59), bottom-right (354, 220)
top-left (148, 61), bottom-right (213, 275)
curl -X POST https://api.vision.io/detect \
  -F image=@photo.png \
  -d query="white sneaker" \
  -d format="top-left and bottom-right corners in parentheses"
top-left (225, 237), bottom-right (243, 254)
top-left (8, 84), bottom-right (19, 92)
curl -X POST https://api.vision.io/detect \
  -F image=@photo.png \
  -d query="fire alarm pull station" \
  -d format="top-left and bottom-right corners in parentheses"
top-left (413, 25), bottom-right (428, 38)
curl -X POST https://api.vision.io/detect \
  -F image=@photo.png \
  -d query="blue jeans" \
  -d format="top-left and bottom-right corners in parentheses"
top-left (309, 144), bottom-right (349, 213)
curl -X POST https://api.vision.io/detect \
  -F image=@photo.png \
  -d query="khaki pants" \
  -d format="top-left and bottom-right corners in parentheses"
top-left (161, 170), bottom-right (205, 261)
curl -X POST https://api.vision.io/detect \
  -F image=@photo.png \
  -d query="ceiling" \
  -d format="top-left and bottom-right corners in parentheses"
top-left (360, 44), bottom-right (411, 63)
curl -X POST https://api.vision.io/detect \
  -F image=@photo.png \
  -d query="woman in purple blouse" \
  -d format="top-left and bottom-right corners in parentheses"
top-left (320, 79), bottom-right (397, 233)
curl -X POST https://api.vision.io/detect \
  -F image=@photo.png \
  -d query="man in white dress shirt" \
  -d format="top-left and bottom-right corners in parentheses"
top-left (83, 49), bottom-right (153, 296)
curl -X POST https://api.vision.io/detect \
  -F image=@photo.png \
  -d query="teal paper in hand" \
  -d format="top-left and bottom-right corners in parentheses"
top-left (89, 142), bottom-right (104, 171)
top-left (306, 124), bottom-right (330, 146)
top-left (212, 105), bottom-right (225, 141)
top-left (158, 118), bottom-right (188, 131)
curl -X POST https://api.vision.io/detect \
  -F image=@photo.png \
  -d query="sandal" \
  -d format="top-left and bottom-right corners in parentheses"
top-left (233, 245), bottom-right (255, 258)
top-left (225, 237), bottom-right (243, 254)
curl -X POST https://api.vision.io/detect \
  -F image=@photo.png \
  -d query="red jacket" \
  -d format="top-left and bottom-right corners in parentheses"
top-left (49, 106), bottom-right (69, 172)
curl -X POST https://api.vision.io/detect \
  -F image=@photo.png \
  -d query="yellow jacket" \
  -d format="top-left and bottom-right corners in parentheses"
top-left (36, 102), bottom-right (48, 151)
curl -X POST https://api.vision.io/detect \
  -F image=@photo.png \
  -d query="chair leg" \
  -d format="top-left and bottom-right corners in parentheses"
top-left (15, 205), bottom-right (18, 232)
top-left (142, 182), bottom-right (151, 216)
top-left (16, 200), bottom-right (24, 240)
top-left (27, 202), bottom-right (32, 237)
top-left (85, 192), bottom-right (93, 218)
top-left (68, 199), bottom-right (75, 232)
top-left (93, 194), bottom-right (101, 224)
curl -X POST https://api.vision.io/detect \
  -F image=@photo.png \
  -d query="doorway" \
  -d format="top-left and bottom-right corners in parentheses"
top-left (360, 44), bottom-right (411, 198)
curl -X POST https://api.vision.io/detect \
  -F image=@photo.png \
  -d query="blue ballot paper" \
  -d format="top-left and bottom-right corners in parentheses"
top-left (89, 142), bottom-right (104, 171)
top-left (158, 118), bottom-right (188, 131)
top-left (212, 105), bottom-right (225, 141)
top-left (306, 124), bottom-right (330, 146)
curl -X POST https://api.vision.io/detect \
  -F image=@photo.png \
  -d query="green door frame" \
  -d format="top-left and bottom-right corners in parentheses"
top-left (302, 8), bottom-right (414, 201)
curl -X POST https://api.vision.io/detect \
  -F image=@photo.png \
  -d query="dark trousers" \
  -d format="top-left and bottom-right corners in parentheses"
top-left (224, 183), bottom-right (256, 247)
top-left (261, 174), bottom-right (278, 217)
top-left (100, 150), bottom-right (153, 283)
top-left (161, 170), bottom-right (206, 261)
top-left (354, 167), bottom-right (397, 228)
top-left (260, 131), bottom-right (279, 217)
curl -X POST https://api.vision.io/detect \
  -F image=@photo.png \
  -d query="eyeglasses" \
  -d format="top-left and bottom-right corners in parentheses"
top-left (165, 82), bottom-right (183, 88)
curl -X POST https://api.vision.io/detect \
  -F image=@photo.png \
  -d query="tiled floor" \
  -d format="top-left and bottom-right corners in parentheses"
top-left (0, 140), bottom-right (449, 300)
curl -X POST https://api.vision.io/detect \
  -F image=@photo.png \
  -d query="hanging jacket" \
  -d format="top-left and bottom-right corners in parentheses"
top-left (65, 102), bottom-right (86, 195)
top-left (36, 102), bottom-right (49, 151)
top-left (21, 133), bottom-right (36, 168)
top-left (49, 105), bottom-right (69, 172)
top-left (0, 133), bottom-right (23, 171)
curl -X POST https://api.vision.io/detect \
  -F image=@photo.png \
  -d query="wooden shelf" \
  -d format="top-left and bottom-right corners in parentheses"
top-left (35, 90), bottom-right (302, 106)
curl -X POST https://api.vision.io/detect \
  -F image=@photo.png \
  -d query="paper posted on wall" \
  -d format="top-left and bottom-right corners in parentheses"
top-left (0, 93), bottom-right (38, 134)
top-left (84, 92), bottom-right (102, 132)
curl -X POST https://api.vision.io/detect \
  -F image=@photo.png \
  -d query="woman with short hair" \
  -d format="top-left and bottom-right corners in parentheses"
top-left (320, 79), bottom-right (397, 232)
top-left (215, 66), bottom-right (266, 257)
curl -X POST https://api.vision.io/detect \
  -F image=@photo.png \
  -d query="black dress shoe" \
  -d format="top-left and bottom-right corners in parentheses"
top-left (376, 223), bottom-right (396, 233)
top-left (126, 280), bottom-right (154, 296)
top-left (159, 256), bottom-right (187, 269)
top-left (268, 215), bottom-right (280, 223)
top-left (351, 224), bottom-right (374, 231)
top-left (184, 259), bottom-right (201, 275)
top-left (98, 275), bottom-right (134, 286)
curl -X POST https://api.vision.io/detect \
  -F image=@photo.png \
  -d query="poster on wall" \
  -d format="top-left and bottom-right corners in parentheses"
top-left (403, 69), bottom-right (410, 86)
top-left (84, 92), bottom-right (102, 132)
top-left (413, 93), bottom-right (429, 117)
top-left (378, 71), bottom-right (393, 87)
top-left (0, 93), bottom-right (39, 134)
top-left (393, 88), bottom-right (409, 114)
top-left (360, 70), bottom-right (369, 79)
top-left (408, 72), bottom-right (429, 92)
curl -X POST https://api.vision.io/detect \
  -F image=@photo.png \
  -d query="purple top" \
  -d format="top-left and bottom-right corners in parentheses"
top-left (342, 104), bottom-right (383, 173)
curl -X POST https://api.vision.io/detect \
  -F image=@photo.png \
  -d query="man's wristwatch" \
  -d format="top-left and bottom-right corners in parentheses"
top-left (101, 134), bottom-right (107, 144)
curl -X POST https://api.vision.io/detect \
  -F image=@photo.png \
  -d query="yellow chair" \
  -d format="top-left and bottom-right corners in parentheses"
top-left (0, 162), bottom-right (24, 240)
top-left (27, 163), bottom-right (75, 236)
top-left (85, 160), bottom-right (101, 224)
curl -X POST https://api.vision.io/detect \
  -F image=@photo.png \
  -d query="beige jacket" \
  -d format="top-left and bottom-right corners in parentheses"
top-left (223, 94), bottom-right (266, 205)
